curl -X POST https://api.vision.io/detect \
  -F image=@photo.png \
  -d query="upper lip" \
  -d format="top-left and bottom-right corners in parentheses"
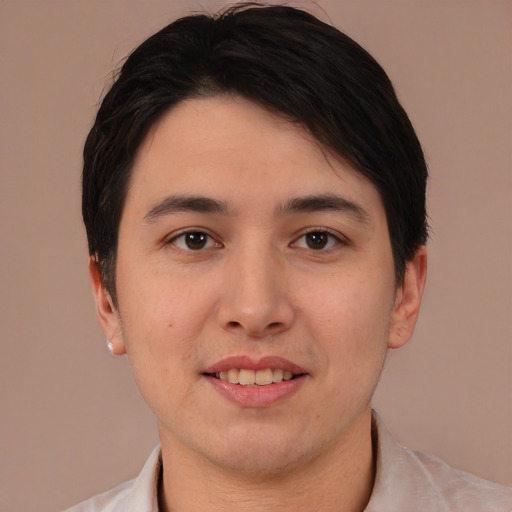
top-left (203, 355), bottom-right (307, 375)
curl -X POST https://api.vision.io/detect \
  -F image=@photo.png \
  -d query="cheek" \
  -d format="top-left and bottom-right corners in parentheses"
top-left (117, 279), bottom-right (208, 420)
top-left (304, 271), bottom-right (393, 373)
top-left (311, 273), bottom-right (392, 332)
top-left (114, 266), bottom-right (220, 405)
top-left (117, 261), bottom-right (216, 338)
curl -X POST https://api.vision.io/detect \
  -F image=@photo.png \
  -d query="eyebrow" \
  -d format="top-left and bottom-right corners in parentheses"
top-left (143, 193), bottom-right (369, 224)
top-left (144, 194), bottom-right (230, 222)
top-left (278, 194), bottom-right (369, 224)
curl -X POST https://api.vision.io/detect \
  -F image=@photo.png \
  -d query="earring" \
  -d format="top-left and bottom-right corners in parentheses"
top-left (107, 340), bottom-right (114, 353)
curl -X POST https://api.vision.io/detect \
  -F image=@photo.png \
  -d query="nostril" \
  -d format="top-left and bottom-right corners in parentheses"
top-left (227, 321), bottom-right (241, 329)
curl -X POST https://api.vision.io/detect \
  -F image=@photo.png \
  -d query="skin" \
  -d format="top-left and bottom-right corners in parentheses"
top-left (90, 96), bottom-right (427, 512)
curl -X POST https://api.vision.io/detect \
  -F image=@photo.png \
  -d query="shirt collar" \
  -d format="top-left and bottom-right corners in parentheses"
top-left (112, 445), bottom-right (162, 512)
top-left (115, 413), bottom-right (451, 512)
top-left (365, 411), bottom-right (449, 511)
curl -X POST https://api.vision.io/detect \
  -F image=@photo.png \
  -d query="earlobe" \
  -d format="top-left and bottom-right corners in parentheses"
top-left (88, 256), bottom-right (126, 356)
top-left (387, 246), bottom-right (427, 349)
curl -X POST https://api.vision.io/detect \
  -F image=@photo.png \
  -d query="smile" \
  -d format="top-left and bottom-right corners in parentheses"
top-left (208, 368), bottom-right (301, 386)
top-left (203, 356), bottom-right (308, 406)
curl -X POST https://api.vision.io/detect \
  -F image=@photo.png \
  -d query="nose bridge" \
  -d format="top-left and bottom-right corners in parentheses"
top-left (218, 235), bottom-right (293, 336)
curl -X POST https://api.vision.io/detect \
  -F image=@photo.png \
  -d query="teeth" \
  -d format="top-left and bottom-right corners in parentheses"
top-left (227, 368), bottom-right (239, 384)
top-left (272, 368), bottom-right (284, 383)
top-left (255, 369), bottom-right (273, 386)
top-left (214, 368), bottom-right (299, 386)
top-left (238, 369), bottom-right (255, 386)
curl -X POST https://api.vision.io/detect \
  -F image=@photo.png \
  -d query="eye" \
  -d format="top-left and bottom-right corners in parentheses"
top-left (292, 230), bottom-right (342, 251)
top-left (169, 231), bottom-right (221, 251)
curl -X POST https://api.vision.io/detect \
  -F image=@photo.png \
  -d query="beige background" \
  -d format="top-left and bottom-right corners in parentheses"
top-left (0, 1), bottom-right (510, 510)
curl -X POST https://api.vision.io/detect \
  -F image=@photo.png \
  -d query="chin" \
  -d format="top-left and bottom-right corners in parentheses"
top-left (201, 425), bottom-right (324, 476)
top-left (208, 446), bottom-right (308, 476)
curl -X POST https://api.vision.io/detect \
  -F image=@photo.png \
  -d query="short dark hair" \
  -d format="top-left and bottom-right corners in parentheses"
top-left (83, 3), bottom-right (428, 301)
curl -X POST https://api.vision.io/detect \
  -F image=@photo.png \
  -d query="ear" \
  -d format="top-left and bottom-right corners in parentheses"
top-left (387, 246), bottom-right (427, 349)
top-left (88, 256), bottom-right (126, 355)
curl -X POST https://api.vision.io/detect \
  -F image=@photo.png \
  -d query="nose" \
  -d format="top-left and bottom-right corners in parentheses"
top-left (217, 243), bottom-right (295, 338)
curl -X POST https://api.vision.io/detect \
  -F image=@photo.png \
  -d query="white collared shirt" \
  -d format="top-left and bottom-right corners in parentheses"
top-left (64, 414), bottom-right (512, 512)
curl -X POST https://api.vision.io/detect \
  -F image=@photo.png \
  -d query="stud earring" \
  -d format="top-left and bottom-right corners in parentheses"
top-left (107, 340), bottom-right (114, 353)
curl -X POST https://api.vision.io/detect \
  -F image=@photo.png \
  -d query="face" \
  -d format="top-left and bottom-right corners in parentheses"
top-left (91, 96), bottom-right (425, 475)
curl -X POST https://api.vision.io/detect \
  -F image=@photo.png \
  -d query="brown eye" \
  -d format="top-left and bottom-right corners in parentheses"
top-left (184, 232), bottom-right (207, 250)
top-left (171, 231), bottom-right (219, 251)
top-left (293, 230), bottom-right (342, 251)
top-left (305, 232), bottom-right (329, 249)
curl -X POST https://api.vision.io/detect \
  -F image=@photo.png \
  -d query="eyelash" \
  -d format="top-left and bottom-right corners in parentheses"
top-left (167, 231), bottom-right (222, 251)
top-left (291, 229), bottom-right (346, 251)
top-left (165, 228), bottom-right (346, 253)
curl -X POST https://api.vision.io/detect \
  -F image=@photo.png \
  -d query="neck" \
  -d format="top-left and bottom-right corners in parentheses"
top-left (158, 409), bottom-right (376, 512)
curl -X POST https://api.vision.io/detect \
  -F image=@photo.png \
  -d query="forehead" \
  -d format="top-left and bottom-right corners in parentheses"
top-left (127, 95), bottom-right (384, 219)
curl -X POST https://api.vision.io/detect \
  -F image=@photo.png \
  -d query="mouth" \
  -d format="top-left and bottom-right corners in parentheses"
top-left (204, 368), bottom-right (305, 386)
top-left (202, 356), bottom-right (308, 406)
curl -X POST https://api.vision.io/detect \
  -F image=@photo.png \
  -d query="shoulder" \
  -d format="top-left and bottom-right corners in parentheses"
top-left (367, 412), bottom-right (512, 512)
top-left (61, 446), bottom-right (162, 512)
top-left (61, 479), bottom-right (135, 512)
top-left (406, 446), bottom-right (512, 511)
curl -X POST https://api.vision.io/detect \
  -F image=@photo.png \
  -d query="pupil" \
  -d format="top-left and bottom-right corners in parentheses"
top-left (306, 232), bottom-right (328, 249)
top-left (185, 232), bottom-right (207, 250)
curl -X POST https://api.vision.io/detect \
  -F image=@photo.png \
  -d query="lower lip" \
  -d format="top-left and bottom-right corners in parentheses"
top-left (205, 375), bottom-right (306, 407)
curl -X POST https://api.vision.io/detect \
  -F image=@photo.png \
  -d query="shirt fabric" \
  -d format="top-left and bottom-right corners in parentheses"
top-left (64, 413), bottom-right (512, 512)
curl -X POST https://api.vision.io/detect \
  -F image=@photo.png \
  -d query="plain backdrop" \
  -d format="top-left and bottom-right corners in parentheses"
top-left (0, 1), bottom-right (510, 511)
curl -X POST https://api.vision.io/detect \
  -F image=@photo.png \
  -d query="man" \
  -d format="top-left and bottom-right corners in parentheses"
top-left (68, 4), bottom-right (511, 511)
